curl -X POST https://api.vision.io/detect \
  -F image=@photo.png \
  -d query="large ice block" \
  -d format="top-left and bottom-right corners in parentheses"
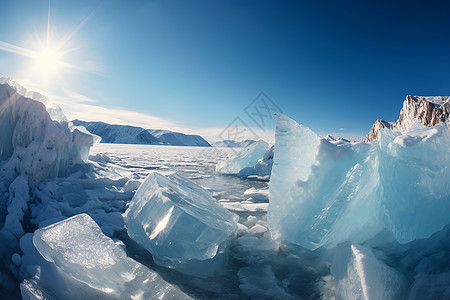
top-left (331, 243), bottom-right (405, 300)
top-left (124, 172), bottom-right (238, 272)
top-left (24, 214), bottom-right (190, 299)
top-left (0, 82), bottom-right (98, 183)
top-left (268, 114), bottom-right (450, 250)
top-left (216, 140), bottom-right (272, 177)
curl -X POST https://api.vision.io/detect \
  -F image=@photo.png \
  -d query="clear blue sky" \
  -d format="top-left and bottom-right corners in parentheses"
top-left (0, 0), bottom-right (449, 141)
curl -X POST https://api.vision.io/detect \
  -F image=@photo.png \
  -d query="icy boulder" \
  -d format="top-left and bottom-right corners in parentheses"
top-left (268, 114), bottom-right (450, 250)
top-left (124, 172), bottom-right (238, 275)
top-left (21, 214), bottom-right (191, 299)
top-left (216, 140), bottom-right (273, 178)
top-left (330, 243), bottom-right (405, 300)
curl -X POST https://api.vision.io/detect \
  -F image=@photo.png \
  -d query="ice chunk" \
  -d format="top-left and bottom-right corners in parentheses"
top-left (330, 243), bottom-right (405, 300)
top-left (216, 140), bottom-right (273, 178)
top-left (124, 172), bottom-right (238, 274)
top-left (22, 214), bottom-right (190, 299)
top-left (268, 114), bottom-right (450, 250)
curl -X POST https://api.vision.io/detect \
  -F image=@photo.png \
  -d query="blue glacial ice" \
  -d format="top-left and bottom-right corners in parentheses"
top-left (268, 114), bottom-right (450, 250)
top-left (216, 140), bottom-right (273, 179)
top-left (124, 171), bottom-right (238, 275)
top-left (20, 214), bottom-right (191, 299)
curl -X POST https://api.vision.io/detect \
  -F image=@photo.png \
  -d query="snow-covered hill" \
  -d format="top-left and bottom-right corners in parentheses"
top-left (72, 120), bottom-right (211, 147)
top-left (365, 95), bottom-right (450, 142)
top-left (72, 120), bottom-right (158, 145)
top-left (147, 129), bottom-right (210, 147)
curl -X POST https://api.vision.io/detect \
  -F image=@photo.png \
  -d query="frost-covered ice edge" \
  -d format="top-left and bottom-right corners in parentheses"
top-left (0, 78), bottom-right (449, 300)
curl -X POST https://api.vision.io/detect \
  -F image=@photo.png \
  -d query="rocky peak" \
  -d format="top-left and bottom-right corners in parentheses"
top-left (363, 119), bottom-right (394, 143)
top-left (364, 95), bottom-right (450, 142)
top-left (396, 96), bottom-right (450, 134)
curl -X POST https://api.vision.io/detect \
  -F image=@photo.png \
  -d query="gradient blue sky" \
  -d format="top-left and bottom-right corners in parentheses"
top-left (0, 0), bottom-right (449, 141)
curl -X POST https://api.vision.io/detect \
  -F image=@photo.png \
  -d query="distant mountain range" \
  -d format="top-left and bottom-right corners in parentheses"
top-left (212, 139), bottom-right (257, 148)
top-left (72, 120), bottom-right (211, 147)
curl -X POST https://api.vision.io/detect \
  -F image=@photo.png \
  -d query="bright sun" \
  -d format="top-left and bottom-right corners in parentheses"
top-left (32, 47), bottom-right (64, 78)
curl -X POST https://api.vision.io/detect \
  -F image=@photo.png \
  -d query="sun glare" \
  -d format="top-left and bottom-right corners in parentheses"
top-left (32, 47), bottom-right (63, 78)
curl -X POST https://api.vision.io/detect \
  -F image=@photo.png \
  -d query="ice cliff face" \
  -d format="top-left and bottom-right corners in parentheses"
top-left (365, 95), bottom-right (450, 142)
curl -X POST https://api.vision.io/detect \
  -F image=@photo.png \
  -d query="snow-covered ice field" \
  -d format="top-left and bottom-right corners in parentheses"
top-left (90, 143), bottom-right (270, 206)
